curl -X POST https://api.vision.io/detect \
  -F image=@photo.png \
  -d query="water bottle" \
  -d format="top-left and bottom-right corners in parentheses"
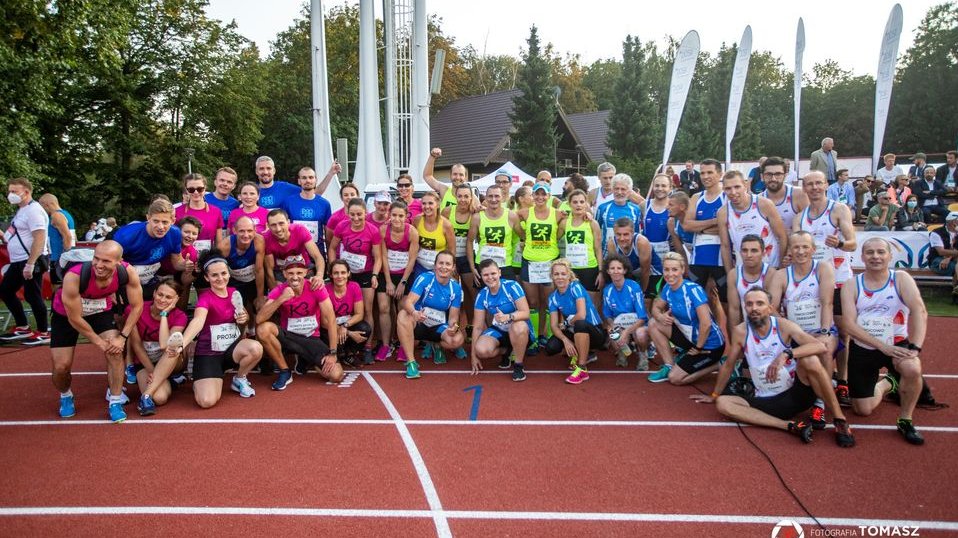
top-left (610, 329), bottom-right (632, 356)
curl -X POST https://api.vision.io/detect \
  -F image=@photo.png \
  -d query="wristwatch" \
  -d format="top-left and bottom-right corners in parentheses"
top-left (784, 348), bottom-right (795, 360)
top-left (328, 348), bottom-right (338, 355)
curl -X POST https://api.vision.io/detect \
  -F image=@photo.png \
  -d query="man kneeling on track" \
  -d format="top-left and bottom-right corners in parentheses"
top-left (51, 240), bottom-right (143, 422)
top-left (691, 287), bottom-right (855, 447)
top-left (256, 256), bottom-right (344, 389)
top-left (470, 259), bottom-right (532, 381)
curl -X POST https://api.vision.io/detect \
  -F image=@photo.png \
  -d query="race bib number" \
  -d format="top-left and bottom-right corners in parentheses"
top-left (417, 249), bottom-right (438, 270)
top-left (813, 242), bottom-right (829, 262)
top-left (144, 341), bottom-right (163, 363)
top-left (229, 264), bottom-right (256, 283)
top-left (341, 250), bottom-right (367, 273)
top-left (651, 240), bottom-right (671, 259)
top-left (193, 239), bottom-right (212, 253)
top-left (693, 233), bottom-right (720, 247)
top-left (387, 249), bottom-right (409, 271)
top-left (786, 300), bottom-right (822, 334)
top-left (287, 315), bottom-right (319, 337)
top-left (294, 220), bottom-right (320, 243)
top-left (860, 317), bottom-right (894, 346)
top-left (613, 313), bottom-right (639, 329)
top-left (335, 315), bottom-right (350, 326)
top-left (751, 352), bottom-right (791, 398)
top-left (512, 242), bottom-right (524, 265)
top-left (566, 243), bottom-right (589, 267)
top-left (527, 260), bottom-right (552, 284)
top-left (209, 322), bottom-right (241, 352)
top-left (454, 236), bottom-right (468, 257)
top-left (422, 307), bottom-right (446, 328)
top-left (80, 297), bottom-right (108, 316)
top-left (134, 263), bottom-right (160, 283)
top-left (480, 245), bottom-right (507, 266)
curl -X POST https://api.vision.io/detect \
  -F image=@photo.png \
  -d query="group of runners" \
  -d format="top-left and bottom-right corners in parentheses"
top-left (16, 150), bottom-right (935, 448)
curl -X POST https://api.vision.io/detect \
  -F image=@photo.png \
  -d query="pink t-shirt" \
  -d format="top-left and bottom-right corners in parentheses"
top-left (125, 301), bottom-right (189, 364)
top-left (267, 283), bottom-right (330, 337)
top-left (228, 206), bottom-right (269, 234)
top-left (333, 220), bottom-right (381, 273)
top-left (366, 212), bottom-right (388, 227)
top-left (264, 223), bottom-right (312, 263)
top-left (160, 244), bottom-right (197, 275)
top-left (405, 199), bottom-right (423, 222)
top-left (194, 287), bottom-right (242, 356)
top-left (324, 281), bottom-right (363, 321)
top-left (52, 262), bottom-right (128, 316)
top-left (326, 209), bottom-right (348, 236)
top-left (175, 204), bottom-right (223, 245)
top-left (383, 223), bottom-right (412, 274)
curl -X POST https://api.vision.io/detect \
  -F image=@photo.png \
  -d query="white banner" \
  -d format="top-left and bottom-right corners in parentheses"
top-left (872, 4), bottom-right (903, 173)
top-left (794, 18), bottom-right (805, 170)
top-left (725, 26), bottom-right (752, 170)
top-left (848, 231), bottom-right (935, 270)
top-left (662, 30), bottom-right (700, 170)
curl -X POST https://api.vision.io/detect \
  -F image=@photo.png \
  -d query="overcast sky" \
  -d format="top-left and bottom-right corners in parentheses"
top-left (206, 0), bottom-right (936, 75)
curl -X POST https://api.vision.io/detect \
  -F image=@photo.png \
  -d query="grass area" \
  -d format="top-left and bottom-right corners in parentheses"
top-left (922, 291), bottom-right (958, 317)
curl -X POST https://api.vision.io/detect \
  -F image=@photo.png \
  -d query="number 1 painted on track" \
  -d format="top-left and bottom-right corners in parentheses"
top-left (463, 385), bottom-right (482, 421)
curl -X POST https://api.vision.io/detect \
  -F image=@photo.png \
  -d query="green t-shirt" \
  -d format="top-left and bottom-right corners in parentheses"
top-left (868, 203), bottom-right (899, 227)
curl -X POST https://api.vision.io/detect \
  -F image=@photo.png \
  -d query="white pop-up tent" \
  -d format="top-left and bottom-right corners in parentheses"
top-left (469, 161), bottom-right (536, 191)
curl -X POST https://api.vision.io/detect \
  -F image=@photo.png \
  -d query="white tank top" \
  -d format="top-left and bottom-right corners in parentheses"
top-left (854, 271), bottom-right (910, 350)
top-left (592, 187), bottom-right (614, 212)
top-left (744, 317), bottom-right (797, 398)
top-left (761, 184), bottom-right (798, 232)
top-left (798, 200), bottom-right (851, 285)
top-left (726, 194), bottom-right (779, 267)
top-left (735, 262), bottom-right (770, 319)
top-left (784, 261), bottom-right (823, 334)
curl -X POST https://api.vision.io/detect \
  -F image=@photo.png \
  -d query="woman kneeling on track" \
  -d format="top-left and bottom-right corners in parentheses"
top-left (545, 258), bottom-right (607, 385)
top-left (647, 252), bottom-right (725, 384)
top-left (324, 260), bottom-right (373, 368)
top-left (396, 251), bottom-right (465, 379)
top-left (601, 254), bottom-right (651, 371)
top-left (128, 278), bottom-right (189, 416)
top-left (176, 255), bottom-right (264, 408)
top-left (256, 257), bottom-right (343, 388)
top-left (470, 259), bottom-right (532, 382)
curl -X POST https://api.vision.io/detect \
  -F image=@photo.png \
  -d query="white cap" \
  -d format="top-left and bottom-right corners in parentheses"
top-left (946, 212), bottom-right (958, 223)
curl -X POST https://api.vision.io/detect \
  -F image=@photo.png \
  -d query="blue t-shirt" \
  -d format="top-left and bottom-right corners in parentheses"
top-left (282, 193), bottom-right (332, 241)
top-left (411, 272), bottom-right (463, 312)
top-left (48, 208), bottom-right (76, 261)
top-left (595, 200), bottom-right (643, 251)
top-left (112, 222), bottom-right (183, 285)
top-left (601, 279), bottom-right (648, 322)
top-left (659, 280), bottom-right (724, 350)
top-left (644, 201), bottom-right (670, 273)
top-left (748, 167), bottom-right (765, 193)
top-left (257, 181), bottom-right (300, 210)
top-left (205, 193), bottom-right (240, 229)
top-left (475, 279), bottom-right (533, 332)
top-left (548, 281), bottom-right (602, 326)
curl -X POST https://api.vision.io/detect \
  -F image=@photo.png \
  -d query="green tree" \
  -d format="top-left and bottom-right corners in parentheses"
top-left (606, 35), bottom-right (658, 161)
top-left (583, 59), bottom-right (621, 111)
top-left (548, 50), bottom-right (597, 114)
top-left (509, 26), bottom-right (559, 172)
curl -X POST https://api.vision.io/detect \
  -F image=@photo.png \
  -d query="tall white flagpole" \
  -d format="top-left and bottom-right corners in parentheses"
top-left (794, 18), bottom-right (804, 175)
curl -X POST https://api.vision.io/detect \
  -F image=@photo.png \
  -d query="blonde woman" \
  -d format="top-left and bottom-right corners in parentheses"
top-left (545, 259), bottom-right (606, 385)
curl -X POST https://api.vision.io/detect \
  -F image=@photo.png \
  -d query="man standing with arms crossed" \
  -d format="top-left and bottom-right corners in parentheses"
top-left (682, 159), bottom-right (727, 300)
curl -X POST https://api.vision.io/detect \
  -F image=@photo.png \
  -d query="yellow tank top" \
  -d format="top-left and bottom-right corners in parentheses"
top-left (523, 205), bottom-right (559, 262)
top-left (417, 216), bottom-right (447, 253)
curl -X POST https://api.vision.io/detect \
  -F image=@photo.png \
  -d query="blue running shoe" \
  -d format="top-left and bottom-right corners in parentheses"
top-left (433, 347), bottom-right (447, 365)
top-left (125, 364), bottom-right (136, 385)
top-left (405, 360), bottom-right (421, 379)
top-left (109, 402), bottom-right (127, 423)
top-left (59, 395), bottom-right (75, 418)
top-left (272, 369), bottom-right (293, 391)
top-left (648, 364), bottom-right (672, 383)
top-left (422, 343), bottom-right (434, 360)
top-left (137, 394), bottom-right (156, 416)
top-left (454, 347), bottom-right (467, 360)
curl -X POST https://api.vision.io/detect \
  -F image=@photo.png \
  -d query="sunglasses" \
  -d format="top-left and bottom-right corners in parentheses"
top-left (186, 186), bottom-right (205, 193)
top-left (397, 183), bottom-right (413, 188)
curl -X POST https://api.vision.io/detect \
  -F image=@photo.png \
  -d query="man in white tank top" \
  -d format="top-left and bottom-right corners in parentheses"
top-left (759, 156), bottom-right (808, 247)
top-left (726, 235), bottom-right (777, 330)
top-left (692, 287), bottom-right (854, 447)
top-left (717, 170), bottom-right (787, 271)
top-left (840, 237), bottom-right (927, 445)
top-left (589, 162), bottom-right (617, 211)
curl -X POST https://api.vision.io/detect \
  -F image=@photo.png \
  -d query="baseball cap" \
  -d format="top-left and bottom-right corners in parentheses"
top-left (532, 183), bottom-right (550, 193)
top-left (912, 152), bottom-right (927, 161)
top-left (374, 191), bottom-right (392, 203)
top-left (282, 255), bottom-right (308, 270)
top-left (946, 212), bottom-right (958, 223)
top-left (494, 170), bottom-right (511, 180)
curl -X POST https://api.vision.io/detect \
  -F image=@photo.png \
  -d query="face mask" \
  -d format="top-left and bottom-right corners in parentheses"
top-left (907, 201), bottom-right (918, 209)
top-left (7, 193), bottom-right (21, 205)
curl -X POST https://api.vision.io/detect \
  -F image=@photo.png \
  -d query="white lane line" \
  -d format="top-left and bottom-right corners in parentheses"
top-left (361, 372), bottom-right (450, 538)
top-left (3, 370), bottom-right (958, 378)
top-left (2, 418), bottom-right (958, 433)
top-left (0, 506), bottom-right (955, 530)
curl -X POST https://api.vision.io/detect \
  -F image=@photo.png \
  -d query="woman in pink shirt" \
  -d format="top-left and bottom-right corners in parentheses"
top-left (325, 183), bottom-right (361, 248)
top-left (174, 256), bottom-right (263, 408)
top-left (127, 278), bottom-right (189, 416)
top-left (396, 173), bottom-right (423, 222)
top-left (228, 182), bottom-right (270, 234)
top-left (324, 260), bottom-right (372, 366)
top-left (375, 201), bottom-right (419, 361)
top-left (174, 173), bottom-right (224, 253)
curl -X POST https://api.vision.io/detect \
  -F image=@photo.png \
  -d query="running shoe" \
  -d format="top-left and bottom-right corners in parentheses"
top-left (433, 347), bottom-right (447, 365)
top-left (526, 340), bottom-right (539, 356)
top-left (125, 364), bottom-right (137, 384)
top-left (396, 347), bottom-right (407, 363)
top-left (586, 352), bottom-right (598, 364)
top-left (810, 405), bottom-right (827, 430)
top-left (168, 374), bottom-right (187, 388)
top-left (646, 343), bottom-right (657, 360)
top-left (788, 420), bottom-right (813, 443)
top-left (897, 418), bottom-right (925, 446)
top-left (364, 347), bottom-right (375, 365)
top-left (833, 418), bottom-right (855, 448)
top-left (59, 395), bottom-right (75, 418)
top-left (20, 331), bottom-right (51, 346)
top-left (137, 394), bottom-right (156, 416)
top-left (405, 360), bottom-right (421, 379)
top-left (512, 363), bottom-right (526, 382)
top-left (231, 376), bottom-right (256, 398)
top-left (422, 342), bottom-right (434, 360)
top-left (537, 336), bottom-right (549, 348)
top-left (615, 351), bottom-right (628, 368)
top-left (835, 383), bottom-right (851, 408)
top-left (272, 369), bottom-right (293, 391)
top-left (498, 355), bottom-right (512, 369)
top-left (565, 366), bottom-right (590, 385)
top-left (635, 354), bottom-right (649, 371)
top-left (454, 347), bottom-right (467, 360)
top-left (167, 331), bottom-right (184, 351)
top-left (648, 364), bottom-right (672, 383)
top-left (230, 290), bottom-right (245, 315)
top-left (0, 325), bottom-right (32, 342)
top-left (105, 387), bottom-right (130, 405)
top-left (375, 345), bottom-right (391, 362)
top-left (108, 402), bottom-right (127, 423)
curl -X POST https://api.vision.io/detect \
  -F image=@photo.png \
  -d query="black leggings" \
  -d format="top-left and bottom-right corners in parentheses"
top-left (322, 321), bottom-right (373, 354)
top-left (0, 261), bottom-right (48, 331)
top-left (544, 320), bottom-right (607, 355)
